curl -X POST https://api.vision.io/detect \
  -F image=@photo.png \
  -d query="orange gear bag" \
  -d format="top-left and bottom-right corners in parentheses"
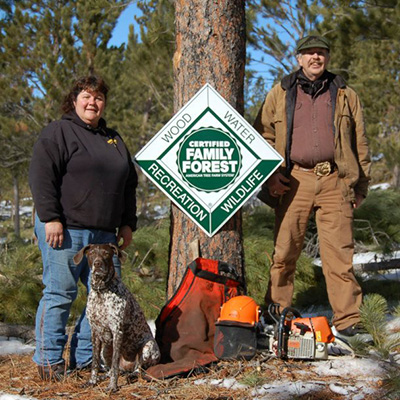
top-left (145, 257), bottom-right (245, 379)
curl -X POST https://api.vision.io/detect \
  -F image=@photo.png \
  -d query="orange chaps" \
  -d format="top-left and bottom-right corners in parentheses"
top-left (146, 258), bottom-right (244, 379)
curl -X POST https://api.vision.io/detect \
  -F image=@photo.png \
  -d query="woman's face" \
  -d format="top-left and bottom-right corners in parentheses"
top-left (74, 90), bottom-right (106, 127)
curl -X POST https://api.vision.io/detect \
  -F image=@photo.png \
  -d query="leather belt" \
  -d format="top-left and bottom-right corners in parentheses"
top-left (293, 161), bottom-right (334, 177)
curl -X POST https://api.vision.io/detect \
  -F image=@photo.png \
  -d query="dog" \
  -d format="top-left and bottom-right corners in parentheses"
top-left (73, 243), bottom-right (160, 392)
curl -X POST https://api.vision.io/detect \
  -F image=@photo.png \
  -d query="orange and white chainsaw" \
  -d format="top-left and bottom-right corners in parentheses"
top-left (214, 297), bottom-right (353, 361)
top-left (259, 304), bottom-right (343, 360)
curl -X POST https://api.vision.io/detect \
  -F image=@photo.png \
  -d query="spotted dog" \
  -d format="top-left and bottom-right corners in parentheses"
top-left (73, 243), bottom-right (160, 392)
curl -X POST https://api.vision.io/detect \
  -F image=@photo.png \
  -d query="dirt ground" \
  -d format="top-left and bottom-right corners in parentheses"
top-left (0, 352), bottom-right (385, 400)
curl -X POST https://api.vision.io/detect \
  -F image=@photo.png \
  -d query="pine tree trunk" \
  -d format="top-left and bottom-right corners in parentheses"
top-left (392, 164), bottom-right (400, 189)
top-left (167, 0), bottom-right (246, 298)
top-left (13, 175), bottom-right (20, 238)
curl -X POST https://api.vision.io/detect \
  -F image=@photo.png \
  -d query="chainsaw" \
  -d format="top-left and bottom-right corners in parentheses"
top-left (214, 296), bottom-right (352, 362)
top-left (257, 304), bottom-right (337, 360)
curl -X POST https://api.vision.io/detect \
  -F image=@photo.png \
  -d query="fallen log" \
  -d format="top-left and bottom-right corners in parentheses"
top-left (354, 258), bottom-right (400, 273)
top-left (0, 323), bottom-right (35, 342)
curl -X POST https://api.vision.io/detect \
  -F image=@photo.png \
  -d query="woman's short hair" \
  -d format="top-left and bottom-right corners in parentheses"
top-left (62, 75), bottom-right (109, 114)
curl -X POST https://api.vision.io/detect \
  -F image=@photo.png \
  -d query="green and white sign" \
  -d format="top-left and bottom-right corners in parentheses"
top-left (135, 84), bottom-right (283, 237)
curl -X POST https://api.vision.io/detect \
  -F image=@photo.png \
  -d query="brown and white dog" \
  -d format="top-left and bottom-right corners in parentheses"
top-left (73, 243), bottom-right (160, 392)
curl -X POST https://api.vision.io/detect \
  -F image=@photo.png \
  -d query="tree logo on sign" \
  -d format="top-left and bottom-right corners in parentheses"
top-left (177, 127), bottom-right (242, 192)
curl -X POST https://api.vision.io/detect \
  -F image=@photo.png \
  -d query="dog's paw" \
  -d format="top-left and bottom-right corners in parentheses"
top-left (83, 378), bottom-right (97, 388)
top-left (125, 370), bottom-right (140, 384)
top-left (106, 383), bottom-right (119, 393)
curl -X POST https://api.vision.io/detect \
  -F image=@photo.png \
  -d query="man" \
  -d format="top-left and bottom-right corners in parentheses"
top-left (254, 35), bottom-right (371, 337)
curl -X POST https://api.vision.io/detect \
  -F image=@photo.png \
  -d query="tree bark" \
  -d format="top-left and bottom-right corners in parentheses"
top-left (392, 164), bottom-right (400, 189)
top-left (167, 0), bottom-right (246, 298)
top-left (13, 174), bottom-right (20, 238)
top-left (354, 258), bottom-right (400, 273)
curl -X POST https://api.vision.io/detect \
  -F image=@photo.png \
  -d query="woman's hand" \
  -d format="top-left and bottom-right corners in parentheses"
top-left (117, 225), bottom-right (133, 250)
top-left (45, 220), bottom-right (64, 248)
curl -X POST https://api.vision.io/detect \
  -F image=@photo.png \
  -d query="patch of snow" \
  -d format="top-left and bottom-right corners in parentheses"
top-left (19, 206), bottom-right (33, 217)
top-left (313, 358), bottom-right (384, 379)
top-left (0, 337), bottom-right (34, 356)
top-left (0, 393), bottom-right (37, 400)
top-left (222, 378), bottom-right (247, 390)
top-left (329, 383), bottom-right (350, 395)
top-left (153, 205), bottom-right (168, 219)
top-left (0, 201), bottom-right (33, 219)
top-left (370, 182), bottom-right (391, 190)
top-left (314, 250), bottom-right (400, 270)
top-left (387, 317), bottom-right (400, 332)
top-left (354, 251), bottom-right (400, 265)
top-left (203, 378), bottom-right (248, 390)
top-left (352, 394), bottom-right (367, 400)
top-left (252, 381), bottom-right (324, 399)
top-left (361, 270), bottom-right (400, 282)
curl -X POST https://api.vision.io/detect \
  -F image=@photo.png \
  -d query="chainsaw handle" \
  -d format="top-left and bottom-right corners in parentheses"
top-left (267, 303), bottom-right (281, 324)
top-left (277, 307), bottom-right (302, 358)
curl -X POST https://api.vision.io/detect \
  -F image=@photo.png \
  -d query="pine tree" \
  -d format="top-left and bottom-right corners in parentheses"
top-left (104, 0), bottom-right (175, 221)
top-left (247, 0), bottom-right (321, 85)
top-left (107, 0), bottom-right (175, 153)
top-left (248, 0), bottom-right (400, 186)
top-left (167, 0), bottom-right (246, 298)
top-left (319, 0), bottom-right (400, 187)
top-left (0, 0), bottom-right (129, 235)
top-left (0, 1), bottom-right (38, 235)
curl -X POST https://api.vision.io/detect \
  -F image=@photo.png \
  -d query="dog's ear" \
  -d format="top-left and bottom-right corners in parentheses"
top-left (73, 245), bottom-right (92, 265)
top-left (109, 243), bottom-right (127, 263)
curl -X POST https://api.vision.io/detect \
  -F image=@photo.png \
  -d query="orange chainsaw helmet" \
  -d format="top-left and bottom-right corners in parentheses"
top-left (218, 295), bottom-right (260, 326)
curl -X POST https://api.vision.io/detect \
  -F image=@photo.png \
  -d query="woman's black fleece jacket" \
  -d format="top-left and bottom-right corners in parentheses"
top-left (29, 111), bottom-right (138, 232)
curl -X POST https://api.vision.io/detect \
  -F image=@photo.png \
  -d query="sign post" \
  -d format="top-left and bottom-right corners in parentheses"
top-left (135, 84), bottom-right (283, 237)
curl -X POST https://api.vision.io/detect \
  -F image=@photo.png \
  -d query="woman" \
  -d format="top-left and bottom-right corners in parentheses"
top-left (29, 75), bottom-right (138, 380)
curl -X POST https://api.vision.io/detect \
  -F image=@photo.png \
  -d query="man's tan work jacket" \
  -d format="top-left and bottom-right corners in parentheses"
top-left (254, 70), bottom-right (371, 204)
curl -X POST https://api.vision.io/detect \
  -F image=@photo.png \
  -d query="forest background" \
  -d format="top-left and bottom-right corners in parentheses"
top-left (0, 0), bottom-right (399, 324)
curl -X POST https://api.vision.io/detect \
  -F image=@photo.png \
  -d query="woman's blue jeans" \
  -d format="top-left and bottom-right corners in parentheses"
top-left (32, 215), bottom-right (121, 368)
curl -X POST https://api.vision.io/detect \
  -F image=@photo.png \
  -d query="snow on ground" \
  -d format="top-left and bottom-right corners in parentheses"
top-left (370, 182), bottom-right (391, 191)
top-left (0, 337), bottom-right (34, 357)
top-left (194, 356), bottom-right (386, 400)
top-left (314, 250), bottom-right (400, 268)
top-left (1, 333), bottom-right (387, 400)
top-left (193, 317), bottom-right (400, 400)
top-left (1, 327), bottom-right (398, 400)
top-left (0, 394), bottom-right (37, 400)
top-left (2, 318), bottom-right (400, 399)
top-left (313, 358), bottom-right (384, 379)
top-left (0, 339), bottom-right (36, 399)
top-left (194, 361), bottom-right (382, 400)
top-left (352, 251), bottom-right (400, 266)
top-left (314, 251), bottom-right (400, 283)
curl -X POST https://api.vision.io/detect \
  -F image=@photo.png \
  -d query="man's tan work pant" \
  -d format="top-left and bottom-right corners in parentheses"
top-left (265, 165), bottom-right (362, 331)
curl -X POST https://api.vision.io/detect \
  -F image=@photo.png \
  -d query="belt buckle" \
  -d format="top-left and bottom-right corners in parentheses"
top-left (314, 161), bottom-right (331, 177)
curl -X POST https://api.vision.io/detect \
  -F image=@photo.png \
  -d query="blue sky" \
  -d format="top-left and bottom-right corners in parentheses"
top-left (108, 3), bottom-right (274, 86)
top-left (109, 3), bottom-right (141, 47)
